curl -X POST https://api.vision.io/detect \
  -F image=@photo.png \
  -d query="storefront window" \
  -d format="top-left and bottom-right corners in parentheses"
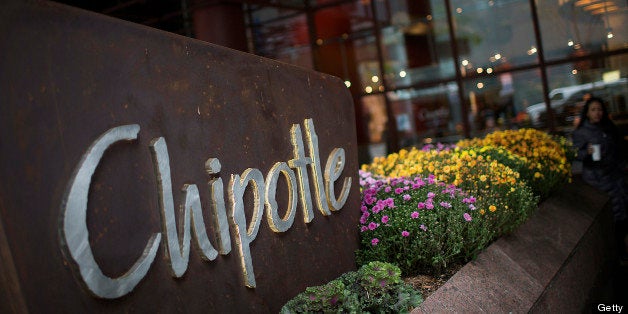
top-left (382, 0), bottom-right (456, 88)
top-left (463, 69), bottom-right (543, 137)
top-left (387, 83), bottom-right (463, 147)
top-left (537, 0), bottom-right (627, 61)
top-left (248, 8), bottom-right (312, 69)
top-left (543, 59), bottom-right (628, 132)
top-left (451, 0), bottom-right (538, 72)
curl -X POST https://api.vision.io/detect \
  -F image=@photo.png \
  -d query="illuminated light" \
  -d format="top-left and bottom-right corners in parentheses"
top-left (426, 15), bottom-right (432, 21)
top-left (527, 47), bottom-right (537, 55)
top-left (378, 86), bottom-right (385, 92)
top-left (344, 80), bottom-right (351, 88)
top-left (574, 0), bottom-right (597, 6)
top-left (461, 59), bottom-right (469, 66)
top-left (486, 68), bottom-right (493, 74)
top-left (456, 7), bottom-right (462, 13)
top-left (568, 40), bottom-right (574, 46)
top-left (488, 0), bottom-right (494, 6)
top-left (399, 70), bottom-right (407, 78)
top-left (476, 68), bottom-right (484, 74)
top-left (424, 137), bottom-right (433, 144)
top-left (591, 6), bottom-right (618, 14)
top-left (572, 69), bottom-right (578, 75)
top-left (371, 75), bottom-right (379, 83)
top-left (607, 32), bottom-right (614, 39)
top-left (365, 86), bottom-right (373, 93)
top-left (583, 2), bottom-right (615, 11)
top-left (316, 39), bottom-right (323, 45)
top-left (477, 82), bottom-right (484, 89)
top-left (494, 53), bottom-right (502, 60)
top-left (603, 70), bottom-right (620, 82)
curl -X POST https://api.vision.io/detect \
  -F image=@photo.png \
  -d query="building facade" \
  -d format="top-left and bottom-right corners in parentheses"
top-left (57, 0), bottom-right (628, 163)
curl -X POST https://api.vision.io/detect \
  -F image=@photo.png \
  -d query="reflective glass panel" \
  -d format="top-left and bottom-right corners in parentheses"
top-left (387, 83), bottom-right (464, 147)
top-left (542, 58), bottom-right (628, 131)
top-left (383, 0), bottom-right (456, 87)
top-left (248, 9), bottom-right (312, 68)
top-left (537, 0), bottom-right (627, 61)
top-left (450, 0), bottom-right (538, 73)
top-left (462, 69), bottom-right (543, 137)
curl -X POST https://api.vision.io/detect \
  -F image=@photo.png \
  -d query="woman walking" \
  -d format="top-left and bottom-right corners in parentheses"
top-left (572, 96), bottom-right (628, 259)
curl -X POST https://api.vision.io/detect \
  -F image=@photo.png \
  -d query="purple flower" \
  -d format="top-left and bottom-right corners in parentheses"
top-left (359, 215), bottom-right (368, 224)
top-left (440, 201), bottom-right (452, 208)
top-left (469, 204), bottom-right (476, 210)
top-left (361, 205), bottom-right (368, 212)
top-left (384, 198), bottom-right (395, 208)
top-left (403, 194), bottom-right (411, 201)
top-left (420, 224), bottom-right (427, 231)
top-left (365, 196), bottom-right (375, 205)
top-left (384, 186), bottom-right (392, 193)
top-left (463, 213), bottom-right (472, 221)
top-left (427, 175), bottom-right (436, 184)
top-left (411, 211), bottom-right (419, 219)
top-left (427, 192), bottom-right (435, 198)
top-left (414, 177), bottom-right (425, 185)
top-left (368, 222), bottom-right (378, 230)
top-left (360, 226), bottom-right (368, 232)
top-left (425, 202), bottom-right (434, 210)
top-left (417, 202), bottom-right (425, 209)
top-left (381, 215), bottom-right (389, 224)
top-left (401, 230), bottom-right (410, 237)
top-left (371, 238), bottom-right (379, 246)
top-left (394, 188), bottom-right (404, 194)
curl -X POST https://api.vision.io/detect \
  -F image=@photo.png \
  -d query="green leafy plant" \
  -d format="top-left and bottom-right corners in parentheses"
top-left (280, 261), bottom-right (422, 314)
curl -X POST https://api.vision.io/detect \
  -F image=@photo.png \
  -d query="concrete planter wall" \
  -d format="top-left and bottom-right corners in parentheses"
top-left (412, 178), bottom-right (616, 313)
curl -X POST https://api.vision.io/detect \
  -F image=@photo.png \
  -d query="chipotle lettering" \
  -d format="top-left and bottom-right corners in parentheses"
top-left (60, 118), bottom-right (351, 299)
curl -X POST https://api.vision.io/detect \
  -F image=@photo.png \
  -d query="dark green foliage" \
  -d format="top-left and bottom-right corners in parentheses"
top-left (280, 261), bottom-right (423, 314)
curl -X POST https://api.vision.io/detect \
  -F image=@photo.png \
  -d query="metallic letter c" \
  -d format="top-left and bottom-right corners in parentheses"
top-left (61, 124), bottom-right (161, 299)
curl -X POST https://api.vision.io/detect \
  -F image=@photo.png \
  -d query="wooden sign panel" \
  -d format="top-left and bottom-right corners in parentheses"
top-left (0, 1), bottom-right (360, 313)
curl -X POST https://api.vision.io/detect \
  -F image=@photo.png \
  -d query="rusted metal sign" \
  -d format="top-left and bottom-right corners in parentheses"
top-left (0, 1), bottom-right (360, 313)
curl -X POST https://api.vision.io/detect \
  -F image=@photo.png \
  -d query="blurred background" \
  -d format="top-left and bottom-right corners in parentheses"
top-left (54, 0), bottom-right (628, 164)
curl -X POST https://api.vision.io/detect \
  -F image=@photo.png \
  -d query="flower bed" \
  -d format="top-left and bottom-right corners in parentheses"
top-left (281, 129), bottom-right (575, 313)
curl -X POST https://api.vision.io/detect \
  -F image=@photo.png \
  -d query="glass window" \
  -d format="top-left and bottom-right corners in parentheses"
top-left (382, 0), bottom-right (456, 87)
top-left (544, 58), bottom-right (628, 132)
top-left (387, 83), bottom-right (464, 147)
top-left (462, 69), bottom-right (543, 136)
top-left (537, 0), bottom-right (627, 61)
top-left (451, 0), bottom-right (538, 73)
top-left (248, 8), bottom-right (312, 68)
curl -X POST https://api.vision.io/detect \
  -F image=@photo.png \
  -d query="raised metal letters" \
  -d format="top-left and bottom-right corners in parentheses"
top-left (150, 137), bottom-right (219, 278)
top-left (304, 119), bottom-right (332, 216)
top-left (229, 168), bottom-right (265, 288)
top-left (61, 124), bottom-right (161, 299)
top-left (61, 118), bottom-right (352, 297)
top-left (288, 124), bottom-right (315, 223)
top-left (324, 148), bottom-right (351, 211)
top-left (205, 158), bottom-right (231, 255)
top-left (265, 162), bottom-right (297, 232)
